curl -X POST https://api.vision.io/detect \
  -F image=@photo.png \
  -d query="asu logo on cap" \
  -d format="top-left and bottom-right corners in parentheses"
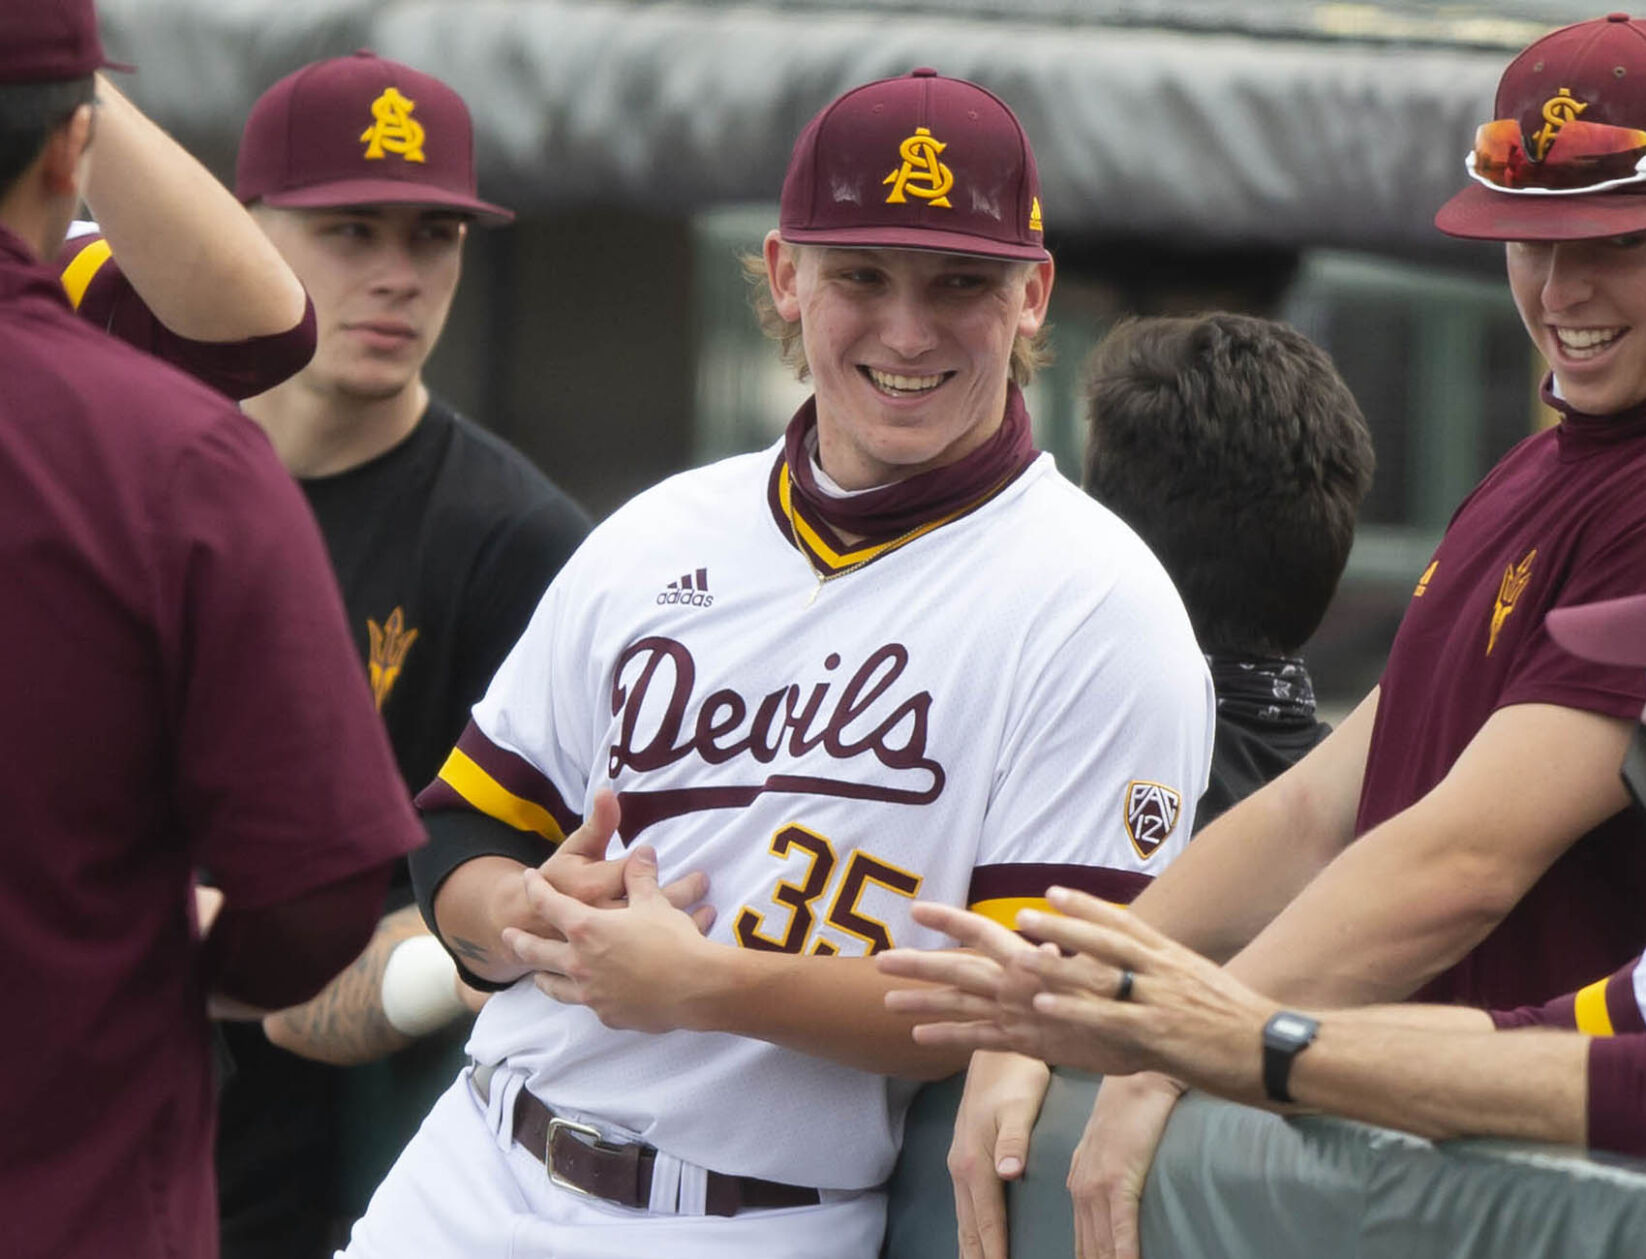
top-left (884, 127), bottom-right (954, 207)
top-left (361, 86), bottom-right (427, 163)
top-left (1124, 780), bottom-right (1182, 860)
top-left (1531, 88), bottom-right (1587, 161)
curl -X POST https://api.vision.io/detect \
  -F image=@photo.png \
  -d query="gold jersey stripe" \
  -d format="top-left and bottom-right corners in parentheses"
top-left (968, 895), bottom-right (1054, 930)
top-left (60, 238), bottom-right (113, 310)
top-left (436, 747), bottom-right (566, 842)
top-left (1574, 975), bottom-right (1616, 1037)
top-left (778, 466), bottom-right (972, 570)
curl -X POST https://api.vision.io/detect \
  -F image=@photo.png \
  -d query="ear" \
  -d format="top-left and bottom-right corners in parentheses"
top-left (764, 230), bottom-right (802, 322)
top-left (39, 104), bottom-right (95, 199)
top-left (1016, 257), bottom-right (1055, 338)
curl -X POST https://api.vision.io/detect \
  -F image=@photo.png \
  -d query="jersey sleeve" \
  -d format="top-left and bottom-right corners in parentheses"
top-left (1491, 953), bottom-right (1646, 1035)
top-left (1587, 1035), bottom-right (1646, 1157)
top-left (162, 413), bottom-right (422, 908)
top-left (1489, 953), bottom-right (1646, 1158)
top-left (966, 561), bottom-right (1215, 926)
top-left (1501, 515), bottom-right (1646, 721)
top-left (56, 223), bottom-right (317, 401)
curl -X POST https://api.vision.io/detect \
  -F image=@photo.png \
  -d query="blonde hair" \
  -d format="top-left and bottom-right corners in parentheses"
top-left (740, 248), bottom-right (1051, 386)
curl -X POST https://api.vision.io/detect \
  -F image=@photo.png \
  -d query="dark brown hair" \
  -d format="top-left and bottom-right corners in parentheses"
top-left (1083, 313), bottom-right (1374, 655)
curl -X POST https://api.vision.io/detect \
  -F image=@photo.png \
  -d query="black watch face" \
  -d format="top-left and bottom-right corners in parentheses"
top-left (1269, 1013), bottom-right (1314, 1045)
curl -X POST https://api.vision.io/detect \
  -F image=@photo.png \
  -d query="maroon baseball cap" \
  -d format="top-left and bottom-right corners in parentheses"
top-left (0, 0), bottom-right (131, 84)
top-left (780, 68), bottom-right (1049, 262)
top-left (1437, 14), bottom-right (1646, 241)
top-left (236, 51), bottom-right (511, 225)
top-left (1548, 593), bottom-right (1646, 666)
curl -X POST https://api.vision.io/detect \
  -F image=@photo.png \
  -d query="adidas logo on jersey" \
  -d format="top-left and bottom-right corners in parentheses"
top-left (658, 568), bottom-right (714, 608)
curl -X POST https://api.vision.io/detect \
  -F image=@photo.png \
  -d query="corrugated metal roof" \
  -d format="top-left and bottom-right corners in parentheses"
top-left (96, 0), bottom-right (1581, 253)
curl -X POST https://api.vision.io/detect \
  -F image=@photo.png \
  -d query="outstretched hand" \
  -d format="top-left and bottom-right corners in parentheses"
top-left (879, 888), bottom-right (1274, 1086)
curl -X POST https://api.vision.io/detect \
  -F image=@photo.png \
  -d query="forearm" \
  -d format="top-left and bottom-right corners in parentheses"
top-left (1285, 1019), bottom-right (1588, 1146)
top-left (430, 855), bottom-right (537, 985)
top-left (1224, 833), bottom-right (1509, 1006)
top-left (83, 76), bottom-right (306, 340)
top-left (687, 949), bottom-right (969, 1080)
top-left (1132, 989), bottom-right (1582, 1144)
top-left (262, 904), bottom-right (446, 1065)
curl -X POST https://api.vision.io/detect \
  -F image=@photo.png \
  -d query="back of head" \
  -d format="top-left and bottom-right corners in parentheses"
top-left (1437, 12), bottom-right (1646, 240)
top-left (235, 50), bottom-right (511, 224)
top-left (1082, 313), bottom-right (1374, 656)
top-left (0, 0), bottom-right (113, 205)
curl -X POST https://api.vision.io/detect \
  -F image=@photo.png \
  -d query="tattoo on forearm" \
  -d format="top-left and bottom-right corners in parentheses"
top-left (449, 934), bottom-right (491, 964)
top-left (262, 907), bottom-right (438, 1066)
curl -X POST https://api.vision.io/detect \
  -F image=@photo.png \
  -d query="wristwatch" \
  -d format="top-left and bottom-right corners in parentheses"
top-left (1261, 1010), bottom-right (1320, 1104)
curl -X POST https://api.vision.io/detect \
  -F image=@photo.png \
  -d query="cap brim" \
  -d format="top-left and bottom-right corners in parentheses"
top-left (780, 224), bottom-right (1049, 262)
top-left (1435, 181), bottom-right (1646, 241)
top-left (259, 179), bottom-right (513, 227)
top-left (1546, 594), bottom-right (1646, 667)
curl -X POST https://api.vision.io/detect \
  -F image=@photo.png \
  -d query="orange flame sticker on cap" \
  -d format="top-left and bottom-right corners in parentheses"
top-left (361, 87), bottom-right (427, 163)
top-left (884, 127), bottom-right (954, 207)
top-left (1532, 88), bottom-right (1588, 161)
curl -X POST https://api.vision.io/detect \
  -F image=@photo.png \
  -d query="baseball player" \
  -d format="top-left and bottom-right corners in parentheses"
top-left (337, 69), bottom-right (1214, 1258)
top-left (1030, 16), bottom-right (1646, 1259)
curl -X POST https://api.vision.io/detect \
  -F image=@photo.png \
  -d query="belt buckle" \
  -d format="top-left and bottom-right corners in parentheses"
top-left (545, 1115), bottom-right (607, 1199)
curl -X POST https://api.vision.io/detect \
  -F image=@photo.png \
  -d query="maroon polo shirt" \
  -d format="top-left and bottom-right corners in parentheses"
top-left (1358, 395), bottom-right (1646, 1010)
top-left (0, 225), bottom-right (421, 1259)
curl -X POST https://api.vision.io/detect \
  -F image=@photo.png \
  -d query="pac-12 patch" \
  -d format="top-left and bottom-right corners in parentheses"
top-left (1124, 780), bottom-right (1182, 860)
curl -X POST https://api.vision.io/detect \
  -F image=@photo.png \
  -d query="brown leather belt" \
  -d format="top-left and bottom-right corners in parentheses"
top-left (498, 1077), bottom-right (821, 1217)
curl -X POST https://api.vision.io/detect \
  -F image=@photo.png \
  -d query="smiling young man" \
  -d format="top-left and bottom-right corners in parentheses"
top-left (333, 69), bottom-right (1213, 1259)
top-left (1020, 17), bottom-right (1646, 1259)
top-left (203, 53), bottom-right (590, 1259)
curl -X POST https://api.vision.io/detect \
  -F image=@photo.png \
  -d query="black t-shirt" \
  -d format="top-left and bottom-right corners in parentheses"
top-left (216, 398), bottom-right (590, 1258)
top-left (1197, 709), bottom-right (1330, 830)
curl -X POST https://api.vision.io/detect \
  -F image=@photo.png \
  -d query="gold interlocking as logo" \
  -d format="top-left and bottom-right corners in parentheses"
top-left (1532, 88), bottom-right (1587, 161)
top-left (1124, 780), bottom-right (1182, 861)
top-left (1488, 548), bottom-right (1537, 656)
top-left (367, 606), bottom-right (420, 710)
top-left (360, 87), bottom-right (427, 163)
top-left (884, 127), bottom-right (954, 207)
top-left (1028, 196), bottom-right (1044, 234)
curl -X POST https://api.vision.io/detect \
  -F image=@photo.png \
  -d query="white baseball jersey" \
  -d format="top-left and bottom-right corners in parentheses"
top-left (430, 445), bottom-right (1213, 1190)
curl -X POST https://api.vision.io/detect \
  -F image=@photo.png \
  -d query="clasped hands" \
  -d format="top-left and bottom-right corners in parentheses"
top-left (499, 789), bottom-right (719, 1033)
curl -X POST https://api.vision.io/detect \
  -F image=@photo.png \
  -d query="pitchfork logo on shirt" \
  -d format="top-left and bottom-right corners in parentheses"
top-left (367, 606), bottom-right (419, 710)
top-left (1488, 548), bottom-right (1537, 656)
top-left (1124, 780), bottom-right (1182, 860)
